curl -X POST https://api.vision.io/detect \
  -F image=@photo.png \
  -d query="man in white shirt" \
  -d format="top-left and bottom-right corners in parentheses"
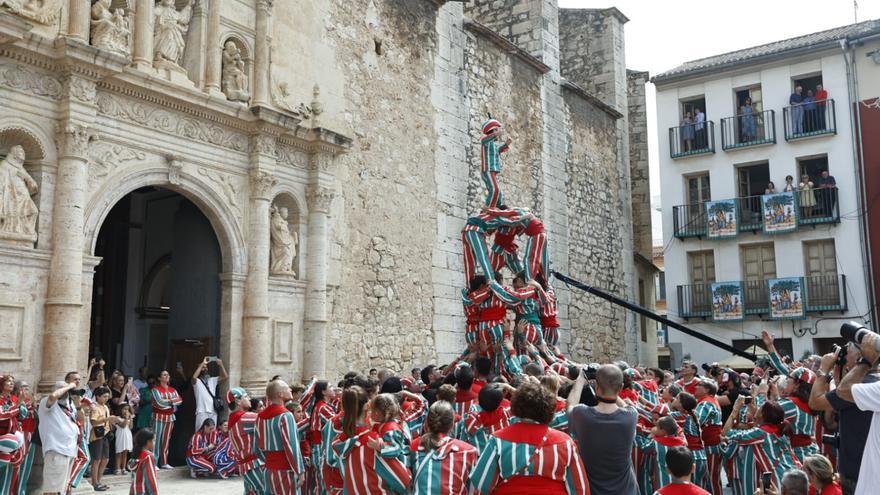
top-left (39, 375), bottom-right (84, 495)
top-left (694, 108), bottom-right (706, 149)
top-left (191, 356), bottom-right (228, 430)
top-left (836, 331), bottom-right (880, 495)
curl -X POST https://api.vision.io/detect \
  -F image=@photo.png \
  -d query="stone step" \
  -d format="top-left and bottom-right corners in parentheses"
top-left (70, 466), bottom-right (190, 494)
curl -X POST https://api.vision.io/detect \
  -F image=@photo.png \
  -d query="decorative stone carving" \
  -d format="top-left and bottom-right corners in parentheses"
top-left (251, 134), bottom-right (276, 156)
top-left (307, 186), bottom-right (334, 213)
top-left (309, 153), bottom-right (335, 174)
top-left (0, 145), bottom-right (38, 242)
top-left (221, 41), bottom-right (249, 103)
top-left (249, 169), bottom-right (276, 200)
top-left (167, 156), bottom-right (183, 185)
top-left (269, 204), bottom-right (297, 277)
top-left (197, 167), bottom-right (241, 214)
top-left (88, 142), bottom-right (146, 188)
top-left (56, 123), bottom-right (96, 158)
top-left (153, 0), bottom-right (192, 67)
top-left (90, 0), bottom-right (131, 56)
top-left (0, 0), bottom-right (62, 25)
top-left (0, 63), bottom-right (63, 101)
top-left (64, 76), bottom-right (97, 103)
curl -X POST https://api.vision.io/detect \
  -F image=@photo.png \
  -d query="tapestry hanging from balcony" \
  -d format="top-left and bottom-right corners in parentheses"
top-left (761, 192), bottom-right (798, 234)
top-left (705, 199), bottom-right (738, 239)
top-left (711, 281), bottom-right (744, 322)
top-left (768, 277), bottom-right (806, 320)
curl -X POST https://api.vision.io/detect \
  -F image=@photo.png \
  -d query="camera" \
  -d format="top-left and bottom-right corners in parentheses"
top-left (832, 343), bottom-right (848, 367)
top-left (70, 388), bottom-right (87, 397)
top-left (582, 363), bottom-right (600, 381)
top-left (841, 321), bottom-right (879, 351)
top-left (743, 396), bottom-right (753, 404)
top-left (822, 433), bottom-right (840, 448)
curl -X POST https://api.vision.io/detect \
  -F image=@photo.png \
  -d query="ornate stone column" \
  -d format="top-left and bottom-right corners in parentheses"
top-left (67, 0), bottom-right (91, 42)
top-left (239, 134), bottom-right (277, 393)
top-left (132, 0), bottom-right (154, 70)
top-left (252, 0), bottom-right (273, 106)
top-left (204, 0), bottom-right (223, 95)
top-left (302, 157), bottom-right (334, 378)
top-left (40, 122), bottom-right (95, 391)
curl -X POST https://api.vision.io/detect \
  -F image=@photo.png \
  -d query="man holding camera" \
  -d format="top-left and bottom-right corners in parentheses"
top-left (38, 374), bottom-right (84, 495)
top-left (191, 356), bottom-right (228, 431)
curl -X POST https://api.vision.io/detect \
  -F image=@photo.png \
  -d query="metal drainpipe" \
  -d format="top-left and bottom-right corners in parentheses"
top-left (842, 38), bottom-right (877, 323)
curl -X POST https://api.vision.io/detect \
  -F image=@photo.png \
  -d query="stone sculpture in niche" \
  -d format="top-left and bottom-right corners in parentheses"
top-left (90, 0), bottom-right (131, 56)
top-left (270, 205), bottom-right (297, 277)
top-left (221, 41), bottom-right (250, 103)
top-left (153, 0), bottom-right (192, 67)
top-left (0, 145), bottom-right (38, 241)
top-left (0, 0), bottom-right (61, 24)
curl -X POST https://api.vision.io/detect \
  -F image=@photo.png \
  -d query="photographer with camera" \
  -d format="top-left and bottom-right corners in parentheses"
top-left (38, 374), bottom-right (85, 495)
top-left (808, 334), bottom-right (878, 495)
top-left (831, 324), bottom-right (880, 495)
top-left (192, 356), bottom-right (228, 431)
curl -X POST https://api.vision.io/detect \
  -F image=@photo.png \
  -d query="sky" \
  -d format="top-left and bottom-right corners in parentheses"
top-left (559, 0), bottom-right (880, 245)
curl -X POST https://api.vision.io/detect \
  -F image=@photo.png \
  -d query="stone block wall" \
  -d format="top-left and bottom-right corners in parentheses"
top-left (465, 0), bottom-right (544, 59)
top-left (628, 70), bottom-right (652, 259)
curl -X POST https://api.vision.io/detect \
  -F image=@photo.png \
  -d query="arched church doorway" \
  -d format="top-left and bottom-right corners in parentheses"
top-left (89, 186), bottom-right (222, 465)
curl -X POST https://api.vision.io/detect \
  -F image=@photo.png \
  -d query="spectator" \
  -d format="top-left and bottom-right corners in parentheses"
top-left (694, 108), bottom-right (706, 149)
top-left (802, 455), bottom-right (842, 495)
top-left (816, 170), bottom-right (837, 217)
top-left (809, 343), bottom-right (877, 495)
top-left (799, 174), bottom-right (816, 218)
top-left (835, 332), bottom-right (880, 495)
top-left (89, 386), bottom-right (117, 491)
top-left (804, 90), bottom-right (817, 132)
top-left (676, 362), bottom-right (699, 396)
top-left (568, 364), bottom-right (638, 495)
top-left (815, 84), bottom-right (829, 130)
top-left (741, 97), bottom-right (757, 142)
top-left (409, 401), bottom-right (477, 495)
top-left (453, 366), bottom-right (477, 418)
top-left (473, 357), bottom-right (492, 395)
top-left (654, 446), bottom-right (710, 495)
top-left (38, 377), bottom-right (82, 495)
top-left (766, 182), bottom-right (777, 194)
top-left (421, 365), bottom-right (443, 405)
top-left (725, 398), bottom-right (798, 490)
top-left (135, 375), bottom-right (156, 432)
top-left (783, 175), bottom-right (796, 192)
top-left (114, 404), bottom-right (134, 475)
top-left (680, 112), bottom-right (695, 152)
top-left (369, 368), bottom-right (378, 379)
top-left (760, 468), bottom-right (810, 495)
top-left (132, 366), bottom-right (149, 392)
top-left (191, 356), bottom-right (229, 431)
top-left (470, 381), bottom-right (589, 494)
top-left (790, 85), bottom-right (805, 135)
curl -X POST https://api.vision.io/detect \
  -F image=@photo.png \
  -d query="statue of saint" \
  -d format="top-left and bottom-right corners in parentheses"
top-left (221, 41), bottom-right (250, 103)
top-left (153, 0), bottom-right (192, 66)
top-left (90, 0), bottom-right (131, 56)
top-left (0, 146), bottom-right (38, 239)
top-left (270, 205), bottom-right (298, 276)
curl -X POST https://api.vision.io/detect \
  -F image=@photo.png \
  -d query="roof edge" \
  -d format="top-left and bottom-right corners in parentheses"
top-left (560, 78), bottom-right (624, 120)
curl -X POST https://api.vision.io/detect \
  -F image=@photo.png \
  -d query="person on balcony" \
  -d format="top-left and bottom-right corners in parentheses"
top-left (765, 182), bottom-right (777, 195)
top-left (783, 175), bottom-right (796, 192)
top-left (740, 97), bottom-right (757, 142)
top-left (804, 90), bottom-right (817, 133)
top-left (790, 85), bottom-right (805, 135)
top-left (816, 170), bottom-right (837, 217)
top-left (815, 84), bottom-right (828, 131)
top-left (799, 174), bottom-right (816, 219)
top-left (694, 108), bottom-right (706, 149)
top-left (680, 111), bottom-right (695, 152)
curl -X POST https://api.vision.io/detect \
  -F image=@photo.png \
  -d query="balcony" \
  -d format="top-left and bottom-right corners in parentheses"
top-left (671, 188), bottom-right (840, 239)
top-left (783, 99), bottom-right (836, 141)
top-left (669, 121), bottom-right (715, 158)
top-left (676, 275), bottom-right (847, 319)
top-left (720, 109), bottom-right (776, 150)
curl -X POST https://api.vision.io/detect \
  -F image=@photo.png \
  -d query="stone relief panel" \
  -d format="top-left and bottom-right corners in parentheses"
top-left (94, 93), bottom-right (249, 152)
top-left (0, 145), bottom-right (38, 244)
top-left (90, 0), bottom-right (132, 56)
top-left (0, 63), bottom-right (63, 101)
top-left (0, 0), bottom-right (62, 25)
top-left (0, 303), bottom-right (25, 360)
top-left (271, 320), bottom-right (295, 363)
top-left (88, 142), bottom-right (146, 189)
top-left (197, 167), bottom-right (242, 216)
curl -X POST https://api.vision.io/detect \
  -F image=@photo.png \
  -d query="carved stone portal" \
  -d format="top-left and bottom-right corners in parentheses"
top-left (0, 145), bottom-right (38, 244)
top-left (270, 204), bottom-right (297, 277)
top-left (90, 0), bottom-right (131, 56)
top-left (0, 0), bottom-right (62, 25)
top-left (221, 41), bottom-right (249, 103)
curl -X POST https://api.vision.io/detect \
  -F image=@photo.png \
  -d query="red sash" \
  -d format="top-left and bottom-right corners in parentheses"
top-left (493, 476), bottom-right (566, 495)
top-left (790, 434), bottom-right (813, 448)
top-left (480, 306), bottom-right (506, 322)
top-left (685, 433), bottom-right (704, 451)
top-left (525, 219), bottom-right (544, 236)
top-left (264, 451), bottom-right (290, 470)
top-left (701, 425), bottom-right (722, 446)
top-left (540, 315), bottom-right (560, 328)
top-left (655, 434), bottom-right (687, 448)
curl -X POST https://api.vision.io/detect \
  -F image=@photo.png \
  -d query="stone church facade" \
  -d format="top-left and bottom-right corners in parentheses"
top-left (0, 0), bottom-right (653, 392)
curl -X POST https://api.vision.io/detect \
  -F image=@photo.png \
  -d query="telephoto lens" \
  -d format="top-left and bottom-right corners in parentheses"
top-left (841, 321), bottom-right (879, 351)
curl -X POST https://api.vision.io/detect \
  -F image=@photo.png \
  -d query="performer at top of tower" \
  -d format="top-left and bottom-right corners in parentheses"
top-left (480, 117), bottom-right (512, 209)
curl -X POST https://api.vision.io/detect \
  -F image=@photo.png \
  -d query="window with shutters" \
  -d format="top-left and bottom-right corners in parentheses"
top-left (688, 250), bottom-right (715, 313)
top-left (740, 243), bottom-right (776, 313)
top-left (803, 239), bottom-right (839, 307)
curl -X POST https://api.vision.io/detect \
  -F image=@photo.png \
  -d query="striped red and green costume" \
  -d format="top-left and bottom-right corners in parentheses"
top-left (0, 394), bottom-right (24, 492)
top-left (489, 281), bottom-right (546, 347)
top-left (460, 406), bottom-right (511, 453)
top-left (462, 287), bottom-right (492, 346)
top-left (453, 389), bottom-right (478, 420)
top-left (522, 218), bottom-right (549, 283)
top-left (256, 404), bottom-right (305, 495)
top-left (229, 409), bottom-right (266, 495)
top-left (13, 403), bottom-right (35, 495)
top-left (635, 433), bottom-right (687, 492)
top-left (409, 435), bottom-right (478, 495)
top-left (549, 399), bottom-right (569, 433)
top-left (724, 424), bottom-right (799, 490)
top-left (129, 450), bottom-right (159, 495)
top-left (469, 422), bottom-right (589, 495)
top-left (695, 396), bottom-right (722, 495)
top-left (0, 432), bottom-right (23, 495)
top-left (490, 225), bottom-right (525, 276)
top-left (211, 433), bottom-right (237, 478)
top-left (461, 209), bottom-right (533, 283)
top-left (309, 399), bottom-right (336, 491)
top-left (765, 352), bottom-right (819, 462)
top-left (670, 411), bottom-right (706, 489)
top-left (295, 413), bottom-right (316, 493)
top-left (186, 430), bottom-right (221, 475)
top-left (539, 287), bottom-right (560, 346)
top-left (332, 422), bottom-right (411, 495)
top-left (401, 396), bottom-right (429, 437)
top-left (68, 414), bottom-right (91, 491)
top-left (151, 385), bottom-right (182, 466)
top-left (480, 133), bottom-right (509, 208)
top-left (321, 414), bottom-right (345, 495)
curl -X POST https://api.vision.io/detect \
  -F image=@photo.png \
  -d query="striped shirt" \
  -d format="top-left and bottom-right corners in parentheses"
top-left (480, 135), bottom-right (509, 173)
top-left (229, 410), bottom-right (262, 470)
top-left (256, 404), bottom-right (304, 474)
top-left (129, 450), bottom-right (159, 495)
top-left (462, 407), bottom-right (511, 454)
top-left (151, 386), bottom-right (182, 420)
top-left (724, 424), bottom-right (798, 487)
top-left (695, 397), bottom-right (722, 450)
top-left (310, 400), bottom-right (336, 445)
top-left (186, 430), bottom-right (220, 458)
top-left (635, 433), bottom-right (688, 489)
top-left (410, 435), bottom-right (478, 495)
top-left (333, 424), bottom-right (412, 495)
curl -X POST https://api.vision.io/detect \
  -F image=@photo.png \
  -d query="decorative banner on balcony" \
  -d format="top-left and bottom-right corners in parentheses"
top-left (711, 281), bottom-right (744, 322)
top-left (762, 191), bottom-right (798, 234)
top-left (768, 277), bottom-right (806, 320)
top-left (705, 199), bottom-right (738, 239)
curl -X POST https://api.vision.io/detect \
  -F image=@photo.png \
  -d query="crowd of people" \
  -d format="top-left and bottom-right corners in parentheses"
top-left (763, 170), bottom-right (837, 220)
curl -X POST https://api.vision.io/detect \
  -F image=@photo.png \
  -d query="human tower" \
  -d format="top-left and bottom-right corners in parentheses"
top-left (459, 117), bottom-right (576, 376)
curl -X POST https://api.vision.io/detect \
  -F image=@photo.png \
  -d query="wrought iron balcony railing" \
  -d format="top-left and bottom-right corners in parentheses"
top-left (669, 120), bottom-right (715, 158)
top-left (783, 99), bottom-right (836, 141)
top-left (721, 109), bottom-right (776, 150)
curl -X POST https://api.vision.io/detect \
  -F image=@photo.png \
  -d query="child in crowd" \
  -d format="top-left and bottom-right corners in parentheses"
top-left (636, 415), bottom-right (687, 492)
top-left (115, 404), bottom-right (134, 475)
top-left (409, 401), bottom-right (478, 495)
top-left (129, 428), bottom-right (159, 495)
top-left (653, 446), bottom-right (710, 495)
top-left (669, 393), bottom-right (705, 488)
top-left (461, 383), bottom-right (511, 453)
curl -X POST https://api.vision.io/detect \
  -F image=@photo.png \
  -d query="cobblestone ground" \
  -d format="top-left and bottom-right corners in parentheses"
top-left (74, 476), bottom-right (243, 495)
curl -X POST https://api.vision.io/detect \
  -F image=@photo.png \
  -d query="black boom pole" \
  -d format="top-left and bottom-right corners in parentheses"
top-left (552, 271), bottom-right (758, 362)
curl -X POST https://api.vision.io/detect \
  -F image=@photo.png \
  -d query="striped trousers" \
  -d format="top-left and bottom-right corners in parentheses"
top-left (13, 432), bottom-right (35, 495)
top-left (151, 418), bottom-right (174, 466)
top-left (187, 455), bottom-right (214, 474)
top-left (515, 321), bottom-right (543, 347)
top-left (68, 439), bottom-right (90, 490)
top-left (462, 230), bottom-right (493, 283)
top-left (266, 468), bottom-right (299, 495)
top-left (481, 171), bottom-right (503, 208)
top-left (242, 465), bottom-right (267, 495)
top-left (705, 448), bottom-right (723, 495)
top-left (523, 232), bottom-right (548, 281)
top-left (634, 443), bottom-right (652, 495)
top-left (490, 244), bottom-right (523, 275)
top-left (0, 463), bottom-right (15, 495)
top-left (542, 326), bottom-right (559, 346)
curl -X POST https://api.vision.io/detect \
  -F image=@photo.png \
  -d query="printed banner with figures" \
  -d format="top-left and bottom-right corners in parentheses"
top-left (711, 281), bottom-right (744, 322)
top-left (768, 277), bottom-right (806, 320)
top-left (762, 191), bottom-right (798, 234)
top-left (706, 199), bottom-right (738, 239)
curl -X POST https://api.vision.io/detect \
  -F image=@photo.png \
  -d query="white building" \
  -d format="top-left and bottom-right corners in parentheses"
top-left (653, 20), bottom-right (880, 367)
